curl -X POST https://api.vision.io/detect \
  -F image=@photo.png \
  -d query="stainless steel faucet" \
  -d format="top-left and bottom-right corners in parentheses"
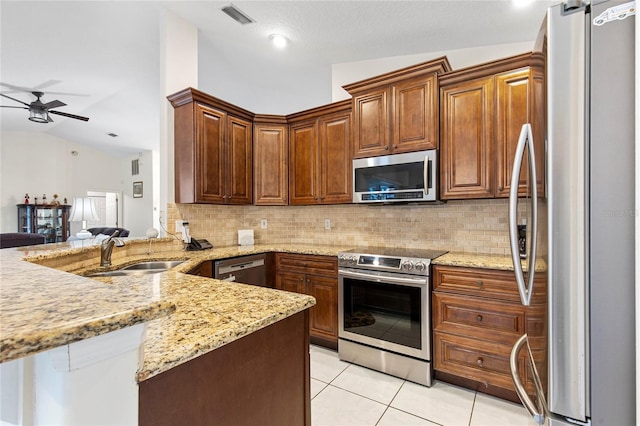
top-left (100, 230), bottom-right (126, 267)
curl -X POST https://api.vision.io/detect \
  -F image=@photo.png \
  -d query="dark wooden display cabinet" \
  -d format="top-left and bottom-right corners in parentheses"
top-left (17, 204), bottom-right (71, 243)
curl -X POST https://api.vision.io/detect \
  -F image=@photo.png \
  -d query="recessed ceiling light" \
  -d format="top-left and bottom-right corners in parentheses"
top-left (269, 34), bottom-right (289, 49)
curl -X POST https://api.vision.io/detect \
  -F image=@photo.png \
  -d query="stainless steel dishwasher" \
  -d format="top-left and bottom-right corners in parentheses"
top-left (214, 253), bottom-right (267, 287)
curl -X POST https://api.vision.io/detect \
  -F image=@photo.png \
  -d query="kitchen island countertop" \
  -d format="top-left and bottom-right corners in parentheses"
top-left (0, 240), bottom-right (348, 381)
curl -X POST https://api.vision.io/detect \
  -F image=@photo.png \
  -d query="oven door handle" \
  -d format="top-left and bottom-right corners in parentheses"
top-left (339, 268), bottom-right (428, 286)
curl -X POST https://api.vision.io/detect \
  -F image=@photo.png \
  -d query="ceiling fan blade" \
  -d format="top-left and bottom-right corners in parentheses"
top-left (1, 80), bottom-right (62, 92)
top-left (43, 99), bottom-right (66, 109)
top-left (49, 110), bottom-right (89, 122)
top-left (0, 82), bottom-right (89, 97)
top-left (0, 93), bottom-right (30, 106)
top-left (48, 114), bottom-right (54, 123)
top-left (0, 105), bottom-right (28, 109)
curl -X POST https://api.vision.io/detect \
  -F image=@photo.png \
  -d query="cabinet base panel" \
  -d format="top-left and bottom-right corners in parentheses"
top-left (434, 370), bottom-right (520, 403)
top-left (311, 335), bottom-right (338, 350)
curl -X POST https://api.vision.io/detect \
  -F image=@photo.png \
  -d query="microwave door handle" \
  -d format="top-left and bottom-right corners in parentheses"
top-left (423, 155), bottom-right (431, 195)
top-left (509, 123), bottom-right (537, 306)
top-left (510, 334), bottom-right (547, 426)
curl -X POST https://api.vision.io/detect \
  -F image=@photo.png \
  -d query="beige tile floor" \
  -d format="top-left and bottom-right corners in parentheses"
top-left (310, 345), bottom-right (539, 426)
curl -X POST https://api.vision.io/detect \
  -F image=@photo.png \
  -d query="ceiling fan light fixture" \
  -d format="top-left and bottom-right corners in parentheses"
top-left (28, 109), bottom-right (48, 123)
top-left (270, 34), bottom-right (289, 49)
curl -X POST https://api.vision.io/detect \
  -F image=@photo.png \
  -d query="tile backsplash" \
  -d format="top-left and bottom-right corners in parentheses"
top-left (168, 198), bottom-right (530, 256)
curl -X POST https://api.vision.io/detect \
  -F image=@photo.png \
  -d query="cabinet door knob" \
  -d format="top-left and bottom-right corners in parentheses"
top-left (476, 280), bottom-right (484, 287)
top-left (476, 315), bottom-right (483, 322)
top-left (477, 357), bottom-right (484, 367)
top-left (498, 186), bottom-right (504, 191)
top-left (384, 145), bottom-right (389, 150)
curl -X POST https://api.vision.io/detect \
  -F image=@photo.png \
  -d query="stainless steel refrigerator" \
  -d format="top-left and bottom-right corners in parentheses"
top-left (508, 1), bottom-right (636, 425)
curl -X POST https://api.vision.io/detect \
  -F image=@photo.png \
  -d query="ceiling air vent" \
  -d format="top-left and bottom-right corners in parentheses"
top-left (132, 159), bottom-right (139, 176)
top-left (221, 4), bottom-right (255, 25)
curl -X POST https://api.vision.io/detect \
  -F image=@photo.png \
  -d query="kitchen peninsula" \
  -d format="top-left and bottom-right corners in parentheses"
top-left (0, 239), bottom-right (344, 426)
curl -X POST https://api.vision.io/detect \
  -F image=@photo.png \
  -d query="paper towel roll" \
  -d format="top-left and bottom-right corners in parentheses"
top-left (238, 229), bottom-right (254, 246)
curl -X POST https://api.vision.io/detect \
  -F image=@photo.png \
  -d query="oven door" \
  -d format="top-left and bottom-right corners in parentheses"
top-left (338, 267), bottom-right (430, 360)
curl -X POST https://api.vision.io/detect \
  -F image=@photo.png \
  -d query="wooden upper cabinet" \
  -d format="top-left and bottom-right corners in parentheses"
top-left (352, 88), bottom-right (390, 156)
top-left (288, 100), bottom-right (352, 205)
top-left (392, 74), bottom-right (439, 153)
top-left (253, 118), bottom-right (288, 206)
top-left (440, 76), bottom-right (494, 199)
top-left (196, 103), bottom-right (226, 203)
top-left (289, 120), bottom-right (318, 205)
top-left (439, 53), bottom-right (545, 200)
top-left (168, 88), bottom-right (254, 205)
top-left (319, 110), bottom-right (352, 204)
top-left (226, 115), bottom-right (253, 204)
top-left (344, 57), bottom-right (451, 159)
top-left (495, 67), bottom-right (545, 198)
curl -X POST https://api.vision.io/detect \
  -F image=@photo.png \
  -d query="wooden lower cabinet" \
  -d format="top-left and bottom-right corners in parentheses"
top-left (186, 260), bottom-right (213, 277)
top-left (139, 311), bottom-right (311, 426)
top-left (275, 253), bottom-right (338, 349)
top-left (432, 265), bottom-right (547, 402)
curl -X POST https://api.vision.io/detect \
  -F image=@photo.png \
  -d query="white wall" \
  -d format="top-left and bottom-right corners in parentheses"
top-left (331, 41), bottom-right (534, 101)
top-left (120, 151), bottom-right (155, 238)
top-left (0, 131), bottom-right (134, 235)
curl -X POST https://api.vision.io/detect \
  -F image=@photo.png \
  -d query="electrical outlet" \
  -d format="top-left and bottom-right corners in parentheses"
top-left (325, 219), bottom-right (331, 230)
top-left (261, 219), bottom-right (267, 229)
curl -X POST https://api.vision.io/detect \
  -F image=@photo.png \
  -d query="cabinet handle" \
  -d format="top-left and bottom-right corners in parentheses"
top-left (477, 357), bottom-right (484, 367)
top-left (476, 315), bottom-right (483, 322)
top-left (384, 145), bottom-right (389, 150)
top-left (393, 145), bottom-right (397, 149)
top-left (498, 186), bottom-right (504, 191)
top-left (476, 280), bottom-right (484, 287)
top-left (320, 196), bottom-right (324, 200)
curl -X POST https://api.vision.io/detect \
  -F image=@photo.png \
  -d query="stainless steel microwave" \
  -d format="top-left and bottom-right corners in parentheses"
top-left (352, 150), bottom-right (438, 204)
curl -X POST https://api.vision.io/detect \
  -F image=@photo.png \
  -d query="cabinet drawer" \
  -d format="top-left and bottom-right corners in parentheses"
top-left (433, 265), bottom-right (546, 302)
top-left (276, 253), bottom-right (337, 276)
top-left (434, 332), bottom-right (544, 395)
top-left (433, 293), bottom-right (525, 343)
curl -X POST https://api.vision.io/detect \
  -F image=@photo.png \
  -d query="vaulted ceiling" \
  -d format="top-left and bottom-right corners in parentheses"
top-left (0, 1), bottom-right (554, 157)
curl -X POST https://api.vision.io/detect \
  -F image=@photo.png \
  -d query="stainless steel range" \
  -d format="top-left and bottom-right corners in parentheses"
top-left (337, 247), bottom-right (447, 386)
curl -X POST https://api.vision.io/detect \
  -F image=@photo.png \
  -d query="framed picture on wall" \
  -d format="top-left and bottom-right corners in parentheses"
top-left (133, 181), bottom-right (143, 198)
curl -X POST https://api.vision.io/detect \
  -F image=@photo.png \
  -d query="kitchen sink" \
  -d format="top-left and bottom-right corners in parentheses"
top-left (86, 260), bottom-right (185, 277)
top-left (120, 260), bottom-right (185, 271)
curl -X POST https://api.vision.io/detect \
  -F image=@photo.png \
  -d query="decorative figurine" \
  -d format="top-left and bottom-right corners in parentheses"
top-left (63, 197), bottom-right (68, 205)
top-left (24, 193), bottom-right (29, 204)
top-left (52, 194), bottom-right (60, 205)
top-left (42, 194), bottom-right (47, 204)
top-left (34, 197), bottom-right (39, 205)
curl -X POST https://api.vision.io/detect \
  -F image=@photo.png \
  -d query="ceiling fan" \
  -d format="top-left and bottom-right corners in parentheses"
top-left (0, 91), bottom-right (89, 123)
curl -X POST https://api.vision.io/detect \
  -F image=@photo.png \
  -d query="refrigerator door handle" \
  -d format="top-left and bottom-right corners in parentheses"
top-left (510, 334), bottom-right (547, 426)
top-left (508, 123), bottom-right (538, 306)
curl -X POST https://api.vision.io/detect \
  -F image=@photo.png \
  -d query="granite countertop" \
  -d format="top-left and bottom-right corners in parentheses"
top-left (0, 244), bottom-right (176, 364)
top-left (434, 251), bottom-right (547, 272)
top-left (0, 238), bottom-right (540, 383)
top-left (0, 240), bottom-right (347, 382)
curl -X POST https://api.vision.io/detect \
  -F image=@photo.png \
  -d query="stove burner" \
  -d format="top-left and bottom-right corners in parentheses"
top-left (338, 247), bottom-right (448, 276)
